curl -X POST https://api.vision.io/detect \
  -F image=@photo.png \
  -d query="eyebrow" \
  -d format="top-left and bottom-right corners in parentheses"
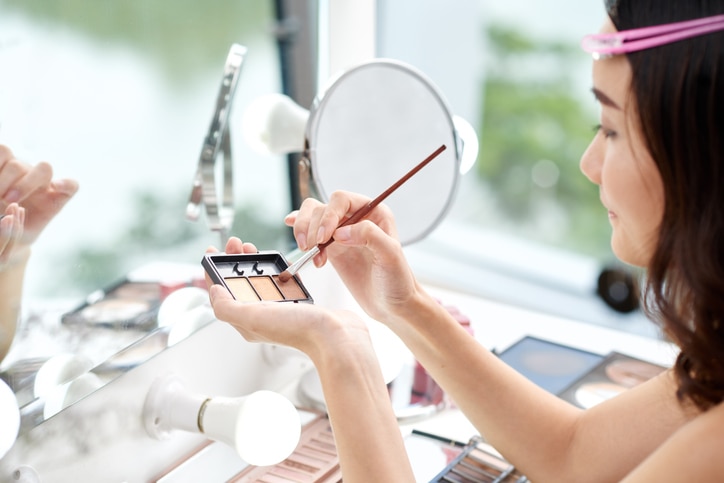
top-left (592, 87), bottom-right (621, 109)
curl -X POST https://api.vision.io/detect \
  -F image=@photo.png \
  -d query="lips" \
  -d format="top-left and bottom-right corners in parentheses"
top-left (600, 194), bottom-right (616, 219)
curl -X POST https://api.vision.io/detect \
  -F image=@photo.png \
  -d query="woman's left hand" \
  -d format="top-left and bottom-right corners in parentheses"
top-left (205, 236), bottom-right (372, 358)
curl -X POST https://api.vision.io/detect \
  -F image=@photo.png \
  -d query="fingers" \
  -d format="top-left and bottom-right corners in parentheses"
top-left (334, 218), bottom-right (402, 264)
top-left (0, 160), bottom-right (53, 207)
top-left (208, 283), bottom-right (234, 306)
top-left (50, 178), bottom-right (79, 199)
top-left (0, 204), bottom-right (25, 265)
top-left (207, 283), bottom-right (334, 353)
top-left (283, 210), bottom-right (298, 227)
top-left (40, 178), bottom-right (79, 217)
top-left (292, 191), bottom-right (376, 251)
top-left (207, 284), bottom-right (286, 344)
top-left (224, 236), bottom-right (258, 254)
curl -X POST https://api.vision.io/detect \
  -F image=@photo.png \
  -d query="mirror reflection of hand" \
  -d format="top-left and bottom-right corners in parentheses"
top-left (285, 191), bottom-right (419, 324)
top-left (0, 145), bottom-right (79, 267)
top-left (205, 236), bottom-right (370, 359)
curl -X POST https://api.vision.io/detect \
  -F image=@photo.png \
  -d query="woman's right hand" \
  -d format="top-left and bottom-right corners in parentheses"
top-left (0, 145), bottom-right (78, 269)
top-left (285, 191), bottom-right (421, 323)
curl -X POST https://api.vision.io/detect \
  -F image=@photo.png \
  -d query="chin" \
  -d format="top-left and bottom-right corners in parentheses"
top-left (610, 238), bottom-right (649, 268)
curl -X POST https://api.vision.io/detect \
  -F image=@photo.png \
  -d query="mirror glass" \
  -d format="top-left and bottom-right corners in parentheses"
top-left (305, 60), bottom-right (462, 245)
top-left (0, 1), bottom-right (289, 433)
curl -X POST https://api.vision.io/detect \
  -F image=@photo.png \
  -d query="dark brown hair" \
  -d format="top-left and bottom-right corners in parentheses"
top-left (606, 0), bottom-right (724, 410)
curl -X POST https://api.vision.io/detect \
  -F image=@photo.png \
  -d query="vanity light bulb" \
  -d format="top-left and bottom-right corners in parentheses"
top-left (453, 115), bottom-right (479, 175)
top-left (200, 390), bottom-right (302, 466)
top-left (241, 93), bottom-right (309, 155)
top-left (0, 379), bottom-right (19, 459)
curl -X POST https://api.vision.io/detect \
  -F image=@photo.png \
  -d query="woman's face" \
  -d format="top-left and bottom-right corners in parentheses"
top-left (580, 19), bottom-right (665, 267)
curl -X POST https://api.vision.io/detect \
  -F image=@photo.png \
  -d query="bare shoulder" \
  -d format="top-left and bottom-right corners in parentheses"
top-left (623, 401), bottom-right (724, 481)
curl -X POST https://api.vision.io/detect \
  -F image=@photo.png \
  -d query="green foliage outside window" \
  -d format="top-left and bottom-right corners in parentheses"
top-left (477, 25), bottom-right (612, 258)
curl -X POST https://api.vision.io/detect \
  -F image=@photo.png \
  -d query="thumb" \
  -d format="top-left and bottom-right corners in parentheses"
top-left (51, 178), bottom-right (79, 197)
top-left (208, 284), bottom-right (240, 322)
top-left (209, 284), bottom-right (233, 305)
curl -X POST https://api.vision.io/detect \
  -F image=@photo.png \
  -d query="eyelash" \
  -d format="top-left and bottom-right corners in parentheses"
top-left (593, 124), bottom-right (616, 139)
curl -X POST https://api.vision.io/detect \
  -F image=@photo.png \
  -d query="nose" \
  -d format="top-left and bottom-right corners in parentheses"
top-left (580, 132), bottom-right (603, 185)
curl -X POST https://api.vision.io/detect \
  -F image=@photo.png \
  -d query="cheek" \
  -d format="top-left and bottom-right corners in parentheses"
top-left (603, 153), bottom-right (664, 264)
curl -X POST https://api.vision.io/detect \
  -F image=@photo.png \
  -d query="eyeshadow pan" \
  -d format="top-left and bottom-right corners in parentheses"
top-left (203, 252), bottom-right (314, 304)
top-left (457, 460), bottom-right (497, 479)
top-left (268, 466), bottom-right (313, 481)
top-left (249, 276), bottom-right (284, 301)
top-left (440, 472), bottom-right (470, 483)
top-left (469, 449), bottom-right (510, 471)
top-left (225, 277), bottom-right (260, 302)
top-left (273, 275), bottom-right (307, 300)
top-left (229, 415), bottom-right (341, 482)
top-left (285, 452), bottom-right (326, 467)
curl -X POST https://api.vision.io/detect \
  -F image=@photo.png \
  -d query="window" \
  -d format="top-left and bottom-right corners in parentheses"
top-left (375, 1), bottom-right (654, 336)
top-left (0, 0), bottom-right (290, 299)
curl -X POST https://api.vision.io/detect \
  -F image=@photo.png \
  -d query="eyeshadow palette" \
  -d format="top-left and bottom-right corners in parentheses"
top-left (230, 413), bottom-right (341, 482)
top-left (557, 351), bottom-right (666, 409)
top-left (497, 336), bottom-right (605, 395)
top-left (61, 280), bottom-right (162, 330)
top-left (498, 336), bottom-right (667, 409)
top-left (202, 252), bottom-right (313, 304)
top-left (426, 435), bottom-right (528, 483)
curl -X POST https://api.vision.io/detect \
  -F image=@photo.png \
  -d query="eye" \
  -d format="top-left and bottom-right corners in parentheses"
top-left (593, 124), bottom-right (616, 139)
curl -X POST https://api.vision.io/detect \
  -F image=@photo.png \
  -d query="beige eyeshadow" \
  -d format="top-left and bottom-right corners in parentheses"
top-left (249, 276), bottom-right (284, 301)
top-left (272, 275), bottom-right (307, 300)
top-left (224, 277), bottom-right (260, 302)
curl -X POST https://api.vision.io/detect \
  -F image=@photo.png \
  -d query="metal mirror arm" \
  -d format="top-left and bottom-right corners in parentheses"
top-left (186, 44), bottom-right (247, 245)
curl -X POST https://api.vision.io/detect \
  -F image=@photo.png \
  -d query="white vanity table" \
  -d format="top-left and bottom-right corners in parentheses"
top-left (402, 283), bottom-right (676, 440)
top-left (0, 259), bottom-right (674, 482)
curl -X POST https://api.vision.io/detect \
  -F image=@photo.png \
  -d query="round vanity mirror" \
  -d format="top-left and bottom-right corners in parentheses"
top-left (303, 60), bottom-right (464, 245)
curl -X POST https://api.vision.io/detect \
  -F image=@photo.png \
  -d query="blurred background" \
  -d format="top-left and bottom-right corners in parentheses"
top-left (0, 0), bottom-right (649, 334)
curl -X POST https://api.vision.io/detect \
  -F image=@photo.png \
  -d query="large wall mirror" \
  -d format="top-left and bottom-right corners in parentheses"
top-left (0, 0), bottom-right (292, 434)
top-left (0, 0), bottom-right (475, 441)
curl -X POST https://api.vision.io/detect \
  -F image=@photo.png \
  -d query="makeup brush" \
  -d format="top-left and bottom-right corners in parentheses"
top-left (278, 144), bottom-right (447, 282)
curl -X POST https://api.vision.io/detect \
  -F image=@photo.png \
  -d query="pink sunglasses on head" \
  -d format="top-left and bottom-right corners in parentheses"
top-left (581, 13), bottom-right (724, 59)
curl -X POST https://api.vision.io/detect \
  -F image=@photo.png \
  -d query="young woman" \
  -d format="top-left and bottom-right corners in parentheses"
top-left (0, 145), bottom-right (78, 363)
top-left (206, 1), bottom-right (724, 480)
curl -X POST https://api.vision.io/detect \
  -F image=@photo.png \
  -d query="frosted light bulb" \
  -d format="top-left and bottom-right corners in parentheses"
top-left (200, 390), bottom-right (301, 466)
top-left (156, 286), bottom-right (216, 346)
top-left (242, 93), bottom-right (309, 155)
top-left (453, 115), bottom-right (479, 175)
top-left (143, 375), bottom-right (301, 466)
top-left (43, 372), bottom-right (104, 419)
top-left (0, 378), bottom-right (19, 459)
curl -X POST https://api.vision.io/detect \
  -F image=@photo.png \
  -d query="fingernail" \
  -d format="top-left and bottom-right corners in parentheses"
top-left (53, 179), bottom-right (74, 194)
top-left (335, 226), bottom-right (352, 242)
top-left (297, 233), bottom-right (307, 251)
top-left (316, 226), bottom-right (327, 244)
top-left (209, 284), bottom-right (229, 302)
top-left (3, 189), bottom-right (19, 203)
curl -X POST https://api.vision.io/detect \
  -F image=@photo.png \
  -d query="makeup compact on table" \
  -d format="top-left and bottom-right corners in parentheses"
top-left (60, 279), bottom-right (164, 330)
top-left (497, 335), bottom-right (666, 409)
top-left (406, 431), bottom-right (528, 483)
